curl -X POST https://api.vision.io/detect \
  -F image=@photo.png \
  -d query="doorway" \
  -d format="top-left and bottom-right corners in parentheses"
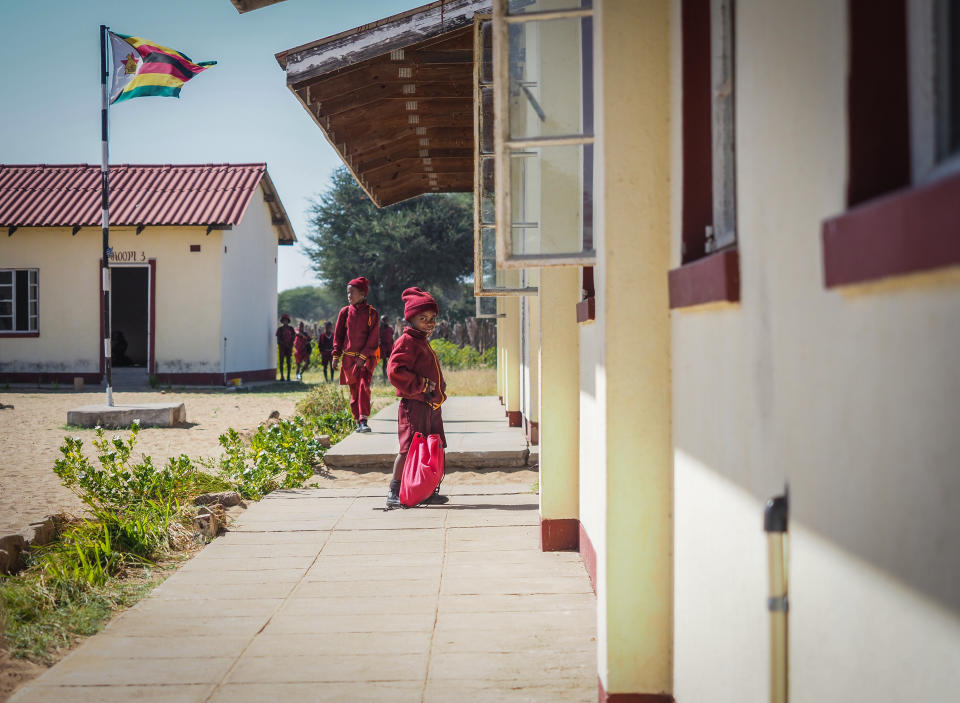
top-left (110, 266), bottom-right (149, 369)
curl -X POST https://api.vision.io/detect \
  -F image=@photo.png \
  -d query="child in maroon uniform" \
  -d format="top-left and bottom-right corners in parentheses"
top-left (379, 315), bottom-right (395, 382)
top-left (332, 277), bottom-right (380, 433)
top-left (293, 321), bottom-right (312, 381)
top-left (317, 321), bottom-right (334, 382)
top-left (385, 287), bottom-right (448, 508)
top-left (275, 313), bottom-right (295, 382)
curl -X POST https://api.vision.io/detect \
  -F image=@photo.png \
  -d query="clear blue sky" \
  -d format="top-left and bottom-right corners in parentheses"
top-left (0, 0), bottom-right (418, 292)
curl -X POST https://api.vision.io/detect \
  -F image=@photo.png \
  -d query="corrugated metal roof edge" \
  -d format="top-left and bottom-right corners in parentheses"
top-left (0, 163), bottom-right (298, 243)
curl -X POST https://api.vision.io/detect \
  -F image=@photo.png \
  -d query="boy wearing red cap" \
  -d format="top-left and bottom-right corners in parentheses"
top-left (332, 277), bottom-right (380, 433)
top-left (385, 287), bottom-right (448, 508)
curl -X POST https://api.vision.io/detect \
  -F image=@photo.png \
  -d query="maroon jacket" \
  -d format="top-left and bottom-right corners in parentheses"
top-left (379, 323), bottom-right (395, 358)
top-left (387, 327), bottom-right (446, 408)
top-left (333, 301), bottom-right (380, 381)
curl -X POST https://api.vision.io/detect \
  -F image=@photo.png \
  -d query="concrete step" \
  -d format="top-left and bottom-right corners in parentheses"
top-left (323, 396), bottom-right (530, 470)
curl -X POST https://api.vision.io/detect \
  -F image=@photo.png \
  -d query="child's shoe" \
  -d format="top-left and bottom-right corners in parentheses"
top-left (354, 422), bottom-right (363, 433)
top-left (357, 419), bottom-right (372, 433)
top-left (385, 480), bottom-right (401, 509)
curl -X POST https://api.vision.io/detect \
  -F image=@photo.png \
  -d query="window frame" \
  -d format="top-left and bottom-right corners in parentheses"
top-left (492, 0), bottom-right (597, 269)
top-left (821, 0), bottom-right (960, 289)
top-left (668, 0), bottom-right (741, 309)
top-left (473, 14), bottom-right (538, 297)
top-left (0, 268), bottom-right (40, 336)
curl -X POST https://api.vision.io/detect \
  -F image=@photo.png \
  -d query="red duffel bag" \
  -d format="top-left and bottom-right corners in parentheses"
top-left (399, 432), bottom-right (445, 507)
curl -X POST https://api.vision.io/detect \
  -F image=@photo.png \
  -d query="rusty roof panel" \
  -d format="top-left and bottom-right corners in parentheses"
top-left (0, 164), bottom-right (294, 241)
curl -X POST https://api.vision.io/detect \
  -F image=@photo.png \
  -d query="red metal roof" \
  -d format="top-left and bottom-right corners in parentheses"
top-left (0, 164), bottom-right (289, 235)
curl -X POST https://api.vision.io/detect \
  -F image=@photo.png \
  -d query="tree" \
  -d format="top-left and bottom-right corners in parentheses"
top-left (277, 286), bottom-right (342, 323)
top-left (303, 168), bottom-right (474, 322)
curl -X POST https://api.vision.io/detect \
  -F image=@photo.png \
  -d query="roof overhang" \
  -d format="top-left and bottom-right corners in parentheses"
top-left (276, 0), bottom-right (489, 207)
top-left (229, 0), bottom-right (286, 14)
top-left (259, 171), bottom-right (297, 245)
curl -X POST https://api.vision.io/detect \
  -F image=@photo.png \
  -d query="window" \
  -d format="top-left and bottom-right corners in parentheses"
top-left (474, 14), bottom-right (538, 297)
top-left (821, 0), bottom-right (960, 288)
top-left (668, 0), bottom-right (741, 309)
top-left (909, 0), bottom-right (960, 184)
top-left (0, 269), bottom-right (39, 333)
top-left (492, 0), bottom-right (595, 268)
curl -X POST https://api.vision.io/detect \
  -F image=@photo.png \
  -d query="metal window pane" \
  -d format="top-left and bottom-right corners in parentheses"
top-left (0, 301), bottom-right (11, 315)
top-left (710, 0), bottom-right (736, 250)
top-left (481, 20), bottom-right (494, 84)
top-left (506, 143), bottom-right (593, 260)
top-left (508, 0), bottom-right (592, 14)
top-left (0, 271), bottom-right (10, 285)
top-left (507, 17), bottom-right (588, 140)
top-left (481, 157), bottom-right (495, 224)
top-left (0, 318), bottom-right (11, 331)
top-left (480, 87), bottom-right (495, 154)
top-left (28, 270), bottom-right (37, 285)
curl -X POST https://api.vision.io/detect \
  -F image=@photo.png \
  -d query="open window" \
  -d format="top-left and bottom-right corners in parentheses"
top-left (668, 0), bottom-right (740, 309)
top-left (492, 0), bottom-right (595, 269)
top-left (474, 14), bottom-right (539, 297)
top-left (822, 0), bottom-right (960, 288)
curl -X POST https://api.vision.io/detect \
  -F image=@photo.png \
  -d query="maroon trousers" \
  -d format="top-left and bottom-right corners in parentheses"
top-left (397, 398), bottom-right (446, 453)
top-left (347, 377), bottom-right (371, 420)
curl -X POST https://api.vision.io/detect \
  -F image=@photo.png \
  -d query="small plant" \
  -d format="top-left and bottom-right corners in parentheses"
top-left (295, 383), bottom-right (350, 417)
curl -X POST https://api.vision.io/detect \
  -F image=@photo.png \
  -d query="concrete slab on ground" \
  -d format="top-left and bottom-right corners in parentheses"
top-left (10, 485), bottom-right (595, 703)
top-left (66, 403), bottom-right (186, 428)
top-left (323, 395), bottom-right (530, 469)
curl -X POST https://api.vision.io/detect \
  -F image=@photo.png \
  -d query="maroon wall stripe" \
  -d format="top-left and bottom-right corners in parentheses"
top-left (598, 679), bottom-right (675, 703)
top-left (579, 522), bottom-right (598, 595)
top-left (541, 518), bottom-right (579, 552)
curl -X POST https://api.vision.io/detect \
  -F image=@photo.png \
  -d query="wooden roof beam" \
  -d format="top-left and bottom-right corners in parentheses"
top-left (356, 148), bottom-right (472, 173)
top-left (328, 111), bottom-right (473, 143)
top-left (311, 84), bottom-right (473, 118)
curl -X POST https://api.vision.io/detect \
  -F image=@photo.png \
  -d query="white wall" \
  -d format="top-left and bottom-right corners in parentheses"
top-left (0, 228), bottom-right (100, 373)
top-left (220, 185), bottom-right (280, 374)
top-left (671, 1), bottom-right (960, 700)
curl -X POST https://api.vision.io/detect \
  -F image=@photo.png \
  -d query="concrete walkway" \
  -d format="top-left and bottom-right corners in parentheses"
top-left (11, 486), bottom-right (595, 702)
top-left (324, 396), bottom-right (530, 469)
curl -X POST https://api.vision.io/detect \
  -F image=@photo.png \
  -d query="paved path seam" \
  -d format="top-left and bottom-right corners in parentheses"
top-left (420, 509), bottom-right (448, 703)
top-left (201, 493), bottom-right (349, 702)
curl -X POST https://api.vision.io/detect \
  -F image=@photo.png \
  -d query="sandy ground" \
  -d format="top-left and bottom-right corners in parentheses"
top-left (0, 387), bottom-right (536, 537)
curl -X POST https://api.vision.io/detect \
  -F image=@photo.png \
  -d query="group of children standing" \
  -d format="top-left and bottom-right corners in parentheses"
top-left (279, 276), bottom-right (447, 508)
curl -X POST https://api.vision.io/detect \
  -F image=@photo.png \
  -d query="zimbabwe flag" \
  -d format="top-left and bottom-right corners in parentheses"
top-left (108, 31), bottom-right (215, 104)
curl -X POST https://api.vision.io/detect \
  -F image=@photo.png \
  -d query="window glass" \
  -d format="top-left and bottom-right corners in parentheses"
top-left (508, 17), bottom-right (586, 140)
top-left (936, 0), bottom-right (960, 160)
top-left (507, 0), bottom-right (592, 14)
top-left (0, 269), bottom-right (39, 333)
top-left (494, 0), bottom-right (595, 267)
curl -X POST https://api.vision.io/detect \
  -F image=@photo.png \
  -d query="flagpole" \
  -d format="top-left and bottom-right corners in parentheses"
top-left (100, 25), bottom-right (114, 406)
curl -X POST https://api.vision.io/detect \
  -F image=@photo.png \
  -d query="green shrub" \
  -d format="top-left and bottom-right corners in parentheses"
top-left (217, 415), bottom-right (351, 500)
top-left (295, 383), bottom-right (350, 417)
top-left (430, 338), bottom-right (495, 370)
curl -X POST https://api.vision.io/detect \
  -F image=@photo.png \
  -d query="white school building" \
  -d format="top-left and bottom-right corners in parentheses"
top-left (0, 163), bottom-right (295, 386)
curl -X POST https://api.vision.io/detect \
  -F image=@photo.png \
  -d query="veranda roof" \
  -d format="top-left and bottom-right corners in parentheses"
top-left (276, 0), bottom-right (489, 206)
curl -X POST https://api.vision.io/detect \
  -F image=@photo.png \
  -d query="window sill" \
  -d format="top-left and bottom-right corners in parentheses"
top-left (822, 171), bottom-right (960, 288)
top-left (0, 332), bottom-right (39, 338)
top-left (668, 249), bottom-right (740, 309)
top-left (576, 297), bottom-right (595, 323)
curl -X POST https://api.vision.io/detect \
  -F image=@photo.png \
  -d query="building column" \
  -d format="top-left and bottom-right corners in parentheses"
top-left (521, 294), bottom-right (540, 444)
top-left (501, 295), bottom-right (522, 427)
top-left (538, 267), bottom-right (581, 551)
top-left (595, 0), bottom-right (673, 700)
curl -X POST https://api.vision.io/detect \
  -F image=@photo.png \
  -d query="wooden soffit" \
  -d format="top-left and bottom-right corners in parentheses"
top-left (277, 0), bottom-right (490, 206)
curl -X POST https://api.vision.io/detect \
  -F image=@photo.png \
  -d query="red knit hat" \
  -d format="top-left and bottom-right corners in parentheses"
top-left (348, 276), bottom-right (369, 296)
top-left (402, 287), bottom-right (438, 320)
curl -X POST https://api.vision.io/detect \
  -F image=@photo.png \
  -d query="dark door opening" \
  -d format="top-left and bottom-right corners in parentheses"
top-left (111, 266), bottom-right (149, 368)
